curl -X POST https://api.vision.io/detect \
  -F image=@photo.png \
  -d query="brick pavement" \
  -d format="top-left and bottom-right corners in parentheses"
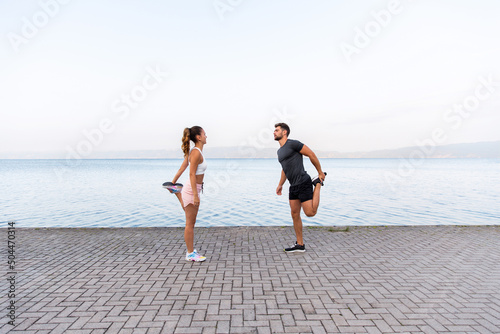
top-left (1, 226), bottom-right (500, 333)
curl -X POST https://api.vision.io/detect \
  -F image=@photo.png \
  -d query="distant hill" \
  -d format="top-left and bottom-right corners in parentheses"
top-left (319, 141), bottom-right (500, 159)
top-left (1, 141), bottom-right (499, 159)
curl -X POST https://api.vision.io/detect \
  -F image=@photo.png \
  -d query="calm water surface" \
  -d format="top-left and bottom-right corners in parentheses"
top-left (1, 159), bottom-right (499, 228)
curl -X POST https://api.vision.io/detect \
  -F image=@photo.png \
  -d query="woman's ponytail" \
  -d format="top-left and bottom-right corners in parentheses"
top-left (181, 128), bottom-right (191, 157)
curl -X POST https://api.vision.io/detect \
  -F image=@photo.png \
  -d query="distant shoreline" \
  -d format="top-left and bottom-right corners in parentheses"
top-left (1, 140), bottom-right (499, 159)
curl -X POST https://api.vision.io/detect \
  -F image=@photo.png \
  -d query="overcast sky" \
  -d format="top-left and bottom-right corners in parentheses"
top-left (1, 0), bottom-right (499, 156)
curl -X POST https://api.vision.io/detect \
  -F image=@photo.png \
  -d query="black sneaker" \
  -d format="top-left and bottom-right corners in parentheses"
top-left (284, 242), bottom-right (305, 253)
top-left (312, 172), bottom-right (327, 187)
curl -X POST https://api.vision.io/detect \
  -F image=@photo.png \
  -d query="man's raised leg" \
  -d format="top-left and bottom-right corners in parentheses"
top-left (302, 184), bottom-right (321, 217)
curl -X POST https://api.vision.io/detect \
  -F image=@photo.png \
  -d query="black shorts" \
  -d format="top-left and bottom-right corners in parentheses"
top-left (289, 179), bottom-right (313, 202)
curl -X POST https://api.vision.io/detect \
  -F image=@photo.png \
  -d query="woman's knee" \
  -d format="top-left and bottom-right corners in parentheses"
top-left (185, 219), bottom-right (196, 228)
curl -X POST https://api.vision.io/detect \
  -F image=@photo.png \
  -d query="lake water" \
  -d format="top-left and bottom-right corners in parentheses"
top-left (1, 159), bottom-right (499, 228)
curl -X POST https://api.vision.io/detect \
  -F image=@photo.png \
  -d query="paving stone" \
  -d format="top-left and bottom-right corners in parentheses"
top-left (1, 226), bottom-right (499, 333)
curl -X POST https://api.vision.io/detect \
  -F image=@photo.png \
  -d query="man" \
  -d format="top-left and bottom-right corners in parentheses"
top-left (274, 123), bottom-right (326, 253)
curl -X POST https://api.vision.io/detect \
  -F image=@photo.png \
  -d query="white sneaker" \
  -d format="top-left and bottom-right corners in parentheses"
top-left (185, 249), bottom-right (206, 262)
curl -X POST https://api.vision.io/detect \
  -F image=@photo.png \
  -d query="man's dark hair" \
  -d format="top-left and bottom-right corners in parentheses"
top-left (275, 123), bottom-right (290, 136)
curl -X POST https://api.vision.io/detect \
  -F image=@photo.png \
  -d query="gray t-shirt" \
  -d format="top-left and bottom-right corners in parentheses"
top-left (277, 139), bottom-right (310, 186)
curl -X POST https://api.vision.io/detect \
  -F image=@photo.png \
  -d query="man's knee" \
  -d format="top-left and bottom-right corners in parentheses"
top-left (302, 202), bottom-right (317, 217)
top-left (304, 209), bottom-right (317, 217)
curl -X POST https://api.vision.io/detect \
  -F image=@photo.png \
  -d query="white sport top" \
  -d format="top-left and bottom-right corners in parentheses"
top-left (191, 147), bottom-right (207, 175)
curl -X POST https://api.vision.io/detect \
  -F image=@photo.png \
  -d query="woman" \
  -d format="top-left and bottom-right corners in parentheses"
top-left (170, 126), bottom-right (208, 262)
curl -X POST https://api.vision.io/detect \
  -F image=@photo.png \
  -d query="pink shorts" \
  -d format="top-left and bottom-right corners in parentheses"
top-left (181, 182), bottom-right (203, 207)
